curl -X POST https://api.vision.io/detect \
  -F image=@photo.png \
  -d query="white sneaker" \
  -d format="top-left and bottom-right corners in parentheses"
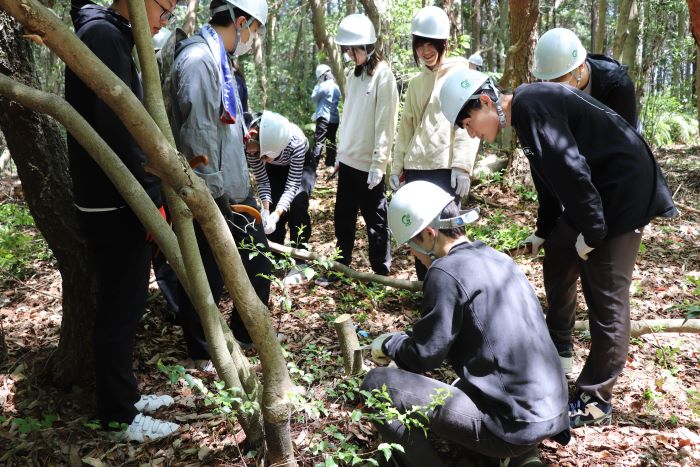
top-left (111, 413), bottom-right (179, 442)
top-left (559, 354), bottom-right (573, 377)
top-left (194, 359), bottom-right (216, 373)
top-left (134, 394), bottom-right (174, 413)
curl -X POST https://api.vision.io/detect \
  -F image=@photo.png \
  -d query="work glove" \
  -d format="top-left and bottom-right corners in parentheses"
top-left (371, 332), bottom-right (399, 365)
top-left (524, 233), bottom-right (545, 257)
top-left (575, 233), bottom-right (594, 260)
top-left (264, 210), bottom-right (279, 235)
top-left (389, 174), bottom-right (401, 192)
top-left (367, 168), bottom-right (384, 190)
top-left (450, 167), bottom-right (471, 198)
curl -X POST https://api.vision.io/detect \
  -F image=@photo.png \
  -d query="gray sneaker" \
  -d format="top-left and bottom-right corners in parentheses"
top-left (110, 414), bottom-right (179, 443)
top-left (134, 394), bottom-right (174, 413)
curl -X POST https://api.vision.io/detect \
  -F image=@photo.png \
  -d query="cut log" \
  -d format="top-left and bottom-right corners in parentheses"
top-left (574, 319), bottom-right (700, 337)
top-left (268, 242), bottom-right (422, 292)
top-left (333, 314), bottom-right (364, 375)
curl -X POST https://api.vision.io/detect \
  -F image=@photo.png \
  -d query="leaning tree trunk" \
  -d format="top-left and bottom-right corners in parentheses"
top-left (613, 0), bottom-right (635, 61)
top-left (182, 0), bottom-right (199, 36)
top-left (595, 0), bottom-right (607, 53)
top-left (0, 10), bottom-right (96, 387)
top-left (360, 0), bottom-right (391, 62)
top-left (309, 0), bottom-right (345, 95)
top-left (472, 0), bottom-right (482, 54)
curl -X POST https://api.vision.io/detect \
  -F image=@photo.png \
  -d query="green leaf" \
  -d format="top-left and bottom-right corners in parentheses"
top-left (378, 443), bottom-right (393, 461)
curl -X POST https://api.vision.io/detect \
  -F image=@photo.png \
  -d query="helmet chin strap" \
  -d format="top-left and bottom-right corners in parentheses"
top-left (495, 101), bottom-right (507, 128)
top-left (409, 208), bottom-right (480, 260)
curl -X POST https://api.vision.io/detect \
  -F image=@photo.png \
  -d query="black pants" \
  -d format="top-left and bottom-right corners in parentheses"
top-left (177, 201), bottom-right (271, 359)
top-left (334, 163), bottom-right (391, 275)
top-left (314, 118), bottom-right (339, 167)
top-left (543, 216), bottom-right (642, 403)
top-left (362, 368), bottom-right (536, 466)
top-left (266, 148), bottom-right (316, 249)
top-left (404, 169), bottom-right (458, 281)
top-left (78, 208), bottom-right (151, 426)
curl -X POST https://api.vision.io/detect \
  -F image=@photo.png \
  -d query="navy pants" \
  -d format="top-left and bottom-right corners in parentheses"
top-left (78, 207), bottom-right (150, 427)
top-left (177, 201), bottom-right (271, 358)
top-left (334, 163), bottom-right (391, 275)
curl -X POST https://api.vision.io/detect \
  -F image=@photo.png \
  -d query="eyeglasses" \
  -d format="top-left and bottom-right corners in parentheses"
top-left (151, 0), bottom-right (176, 25)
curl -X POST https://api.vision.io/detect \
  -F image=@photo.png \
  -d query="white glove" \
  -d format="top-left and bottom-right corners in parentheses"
top-left (524, 233), bottom-right (545, 257)
top-left (367, 168), bottom-right (383, 190)
top-left (450, 167), bottom-right (471, 198)
top-left (370, 332), bottom-right (399, 365)
top-left (264, 210), bottom-right (279, 235)
top-left (389, 175), bottom-right (401, 192)
top-left (575, 233), bottom-right (594, 260)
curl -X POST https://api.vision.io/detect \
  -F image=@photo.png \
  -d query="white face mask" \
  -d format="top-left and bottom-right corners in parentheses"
top-left (234, 19), bottom-right (255, 56)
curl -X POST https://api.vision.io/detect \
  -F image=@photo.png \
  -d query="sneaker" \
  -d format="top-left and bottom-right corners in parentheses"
top-left (315, 274), bottom-right (339, 287)
top-left (134, 394), bottom-right (174, 413)
top-left (569, 392), bottom-right (612, 428)
top-left (194, 359), bottom-right (216, 372)
top-left (283, 267), bottom-right (304, 285)
top-left (110, 413), bottom-right (179, 442)
top-left (554, 342), bottom-right (573, 377)
top-left (500, 447), bottom-right (543, 467)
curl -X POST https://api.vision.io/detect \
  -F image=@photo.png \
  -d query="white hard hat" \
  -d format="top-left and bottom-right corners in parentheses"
top-left (439, 67), bottom-right (492, 126)
top-left (315, 64), bottom-right (331, 80)
top-left (468, 53), bottom-right (483, 67)
top-left (153, 28), bottom-right (172, 51)
top-left (335, 14), bottom-right (376, 46)
top-left (533, 28), bottom-right (587, 80)
top-left (211, 0), bottom-right (268, 26)
top-left (259, 111), bottom-right (291, 159)
top-left (410, 6), bottom-right (450, 40)
top-left (388, 181), bottom-right (454, 245)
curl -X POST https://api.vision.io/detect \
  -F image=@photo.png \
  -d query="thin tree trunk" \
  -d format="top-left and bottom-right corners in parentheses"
top-left (621, 0), bottom-right (639, 70)
top-left (0, 10), bottom-right (96, 388)
top-left (591, 0), bottom-right (598, 52)
top-left (688, 0), bottom-right (700, 46)
top-left (595, 0), bottom-right (607, 53)
top-left (290, 3), bottom-right (307, 66)
top-left (360, 0), bottom-right (391, 62)
top-left (500, 0), bottom-right (539, 89)
top-left (613, 0), bottom-right (635, 60)
top-left (182, 0), bottom-right (198, 36)
top-left (697, 45), bottom-right (700, 134)
top-left (253, 35), bottom-right (268, 108)
top-left (309, 0), bottom-right (345, 94)
top-left (472, 0), bottom-right (482, 53)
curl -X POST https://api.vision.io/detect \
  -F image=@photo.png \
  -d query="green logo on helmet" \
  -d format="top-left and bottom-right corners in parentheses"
top-left (460, 79), bottom-right (470, 89)
top-left (572, 49), bottom-right (578, 59)
top-left (401, 214), bottom-right (411, 226)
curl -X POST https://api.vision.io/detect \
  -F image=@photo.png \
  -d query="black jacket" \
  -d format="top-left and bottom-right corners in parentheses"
top-left (586, 54), bottom-right (638, 128)
top-left (65, 3), bottom-right (162, 208)
top-left (512, 83), bottom-right (677, 247)
top-left (383, 242), bottom-right (569, 445)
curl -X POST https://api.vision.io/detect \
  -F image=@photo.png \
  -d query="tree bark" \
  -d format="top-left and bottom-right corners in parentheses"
top-left (182, 0), bottom-right (199, 37)
top-left (268, 241), bottom-right (423, 292)
top-left (472, 0), bottom-right (482, 54)
top-left (613, 0), bottom-right (635, 60)
top-left (0, 10), bottom-right (96, 387)
top-left (499, 0), bottom-right (539, 90)
top-left (621, 0), bottom-right (639, 72)
top-left (590, 0), bottom-right (598, 53)
top-left (595, 0), bottom-right (607, 53)
top-left (360, 0), bottom-right (391, 62)
top-left (688, 0), bottom-right (700, 47)
top-left (334, 314), bottom-right (364, 375)
top-left (309, 0), bottom-right (345, 95)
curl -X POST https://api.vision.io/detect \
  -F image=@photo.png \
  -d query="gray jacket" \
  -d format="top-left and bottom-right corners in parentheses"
top-left (170, 35), bottom-right (250, 202)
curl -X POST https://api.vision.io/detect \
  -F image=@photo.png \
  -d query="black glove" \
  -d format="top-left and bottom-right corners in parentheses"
top-left (214, 195), bottom-right (235, 223)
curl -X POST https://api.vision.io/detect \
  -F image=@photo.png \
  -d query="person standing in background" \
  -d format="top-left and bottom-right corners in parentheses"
top-left (311, 64), bottom-right (341, 168)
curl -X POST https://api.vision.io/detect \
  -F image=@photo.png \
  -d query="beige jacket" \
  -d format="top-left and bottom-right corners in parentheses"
top-left (391, 57), bottom-right (480, 176)
top-left (337, 61), bottom-right (399, 174)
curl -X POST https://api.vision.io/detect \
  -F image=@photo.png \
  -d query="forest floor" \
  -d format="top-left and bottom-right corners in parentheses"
top-left (0, 145), bottom-right (699, 467)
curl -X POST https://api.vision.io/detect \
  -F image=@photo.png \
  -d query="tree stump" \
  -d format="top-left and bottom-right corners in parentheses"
top-left (333, 314), bottom-right (364, 375)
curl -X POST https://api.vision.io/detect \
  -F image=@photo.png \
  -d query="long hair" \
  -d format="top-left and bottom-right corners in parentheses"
top-left (352, 45), bottom-right (381, 77)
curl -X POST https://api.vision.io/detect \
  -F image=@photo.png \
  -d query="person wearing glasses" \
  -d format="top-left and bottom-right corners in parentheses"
top-left (533, 28), bottom-right (639, 129)
top-left (391, 6), bottom-right (480, 281)
top-left (244, 111), bottom-right (316, 284)
top-left (65, 0), bottom-right (179, 441)
top-left (438, 69), bottom-right (677, 429)
top-left (316, 13), bottom-right (399, 286)
top-left (170, 0), bottom-right (272, 363)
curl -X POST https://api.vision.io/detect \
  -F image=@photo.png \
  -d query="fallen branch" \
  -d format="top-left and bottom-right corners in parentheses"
top-left (267, 242), bottom-right (422, 292)
top-left (675, 202), bottom-right (700, 215)
top-left (574, 319), bottom-right (700, 337)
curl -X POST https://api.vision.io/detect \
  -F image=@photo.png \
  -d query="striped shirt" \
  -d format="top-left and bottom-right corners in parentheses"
top-left (248, 122), bottom-right (308, 213)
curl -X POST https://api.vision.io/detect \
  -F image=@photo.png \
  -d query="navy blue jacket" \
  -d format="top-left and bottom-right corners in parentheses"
top-left (384, 242), bottom-right (569, 445)
top-left (66, 3), bottom-right (162, 208)
top-left (512, 83), bottom-right (677, 247)
top-left (587, 54), bottom-right (638, 128)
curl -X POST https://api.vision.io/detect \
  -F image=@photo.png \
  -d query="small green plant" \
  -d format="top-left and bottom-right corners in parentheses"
top-left (465, 209), bottom-right (529, 252)
top-left (687, 389), bottom-right (700, 416)
top-left (514, 184), bottom-right (538, 203)
top-left (325, 376), bottom-right (363, 403)
top-left (654, 343), bottom-right (681, 374)
top-left (0, 203), bottom-right (53, 280)
top-left (643, 387), bottom-right (657, 413)
top-left (667, 275), bottom-right (700, 320)
top-left (13, 414), bottom-right (58, 434)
